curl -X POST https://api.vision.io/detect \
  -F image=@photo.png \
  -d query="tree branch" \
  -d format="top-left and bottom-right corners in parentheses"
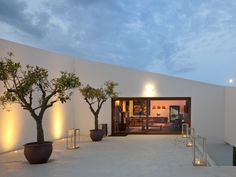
top-left (45, 100), bottom-right (57, 109)
top-left (38, 83), bottom-right (46, 100)
top-left (29, 90), bottom-right (33, 106)
top-left (85, 98), bottom-right (96, 116)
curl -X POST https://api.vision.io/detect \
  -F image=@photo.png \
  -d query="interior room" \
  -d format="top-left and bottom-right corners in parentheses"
top-left (112, 97), bottom-right (191, 135)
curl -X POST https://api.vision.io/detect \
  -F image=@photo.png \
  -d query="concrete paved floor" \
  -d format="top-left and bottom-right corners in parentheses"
top-left (0, 135), bottom-right (235, 177)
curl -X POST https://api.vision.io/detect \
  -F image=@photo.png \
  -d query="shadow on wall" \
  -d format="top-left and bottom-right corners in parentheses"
top-left (207, 143), bottom-right (233, 166)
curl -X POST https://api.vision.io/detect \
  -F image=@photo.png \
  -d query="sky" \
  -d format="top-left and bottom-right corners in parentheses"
top-left (0, 0), bottom-right (236, 86)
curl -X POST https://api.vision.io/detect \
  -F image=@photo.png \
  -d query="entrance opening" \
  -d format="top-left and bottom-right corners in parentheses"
top-left (111, 97), bottom-right (191, 135)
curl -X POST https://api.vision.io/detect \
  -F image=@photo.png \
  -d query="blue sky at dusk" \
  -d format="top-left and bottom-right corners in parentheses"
top-left (0, 0), bottom-right (236, 86)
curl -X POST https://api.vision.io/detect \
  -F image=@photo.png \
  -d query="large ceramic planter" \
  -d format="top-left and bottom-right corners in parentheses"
top-left (24, 141), bottom-right (53, 164)
top-left (90, 129), bottom-right (104, 141)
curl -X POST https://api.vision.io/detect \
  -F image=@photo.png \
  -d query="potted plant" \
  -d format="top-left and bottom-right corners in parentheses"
top-left (79, 81), bottom-right (118, 141)
top-left (0, 52), bottom-right (81, 164)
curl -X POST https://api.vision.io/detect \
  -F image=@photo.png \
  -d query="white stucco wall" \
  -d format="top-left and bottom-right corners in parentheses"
top-left (0, 39), bottom-right (76, 153)
top-left (74, 58), bottom-right (225, 144)
top-left (0, 39), bottom-right (234, 153)
top-left (225, 87), bottom-right (236, 147)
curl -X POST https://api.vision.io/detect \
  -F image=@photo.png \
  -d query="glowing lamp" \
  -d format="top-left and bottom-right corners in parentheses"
top-left (145, 84), bottom-right (155, 97)
top-left (115, 100), bottom-right (120, 106)
top-left (192, 135), bottom-right (207, 166)
top-left (182, 123), bottom-right (189, 138)
top-left (186, 141), bottom-right (193, 147)
top-left (67, 129), bottom-right (80, 149)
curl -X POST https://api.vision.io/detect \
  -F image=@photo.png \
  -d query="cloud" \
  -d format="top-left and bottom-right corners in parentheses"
top-left (0, 0), bottom-right (49, 38)
top-left (0, 0), bottom-right (236, 85)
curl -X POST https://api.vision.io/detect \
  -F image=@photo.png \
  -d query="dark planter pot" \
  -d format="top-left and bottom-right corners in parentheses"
top-left (90, 129), bottom-right (104, 141)
top-left (119, 123), bottom-right (126, 131)
top-left (24, 141), bottom-right (53, 164)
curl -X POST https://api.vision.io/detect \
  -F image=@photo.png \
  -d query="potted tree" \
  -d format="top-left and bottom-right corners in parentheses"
top-left (79, 81), bottom-right (118, 141)
top-left (0, 52), bottom-right (81, 164)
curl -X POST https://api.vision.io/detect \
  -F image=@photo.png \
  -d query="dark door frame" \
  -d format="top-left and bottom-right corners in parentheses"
top-left (169, 105), bottom-right (180, 123)
top-left (111, 97), bottom-right (191, 135)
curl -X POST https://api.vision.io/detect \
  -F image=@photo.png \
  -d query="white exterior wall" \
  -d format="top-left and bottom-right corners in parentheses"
top-left (0, 39), bottom-right (234, 153)
top-left (74, 59), bottom-right (225, 144)
top-left (225, 87), bottom-right (236, 147)
top-left (0, 40), bottom-right (76, 153)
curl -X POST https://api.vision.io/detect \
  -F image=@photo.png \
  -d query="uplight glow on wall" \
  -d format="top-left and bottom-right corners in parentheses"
top-left (143, 83), bottom-right (157, 97)
top-left (51, 102), bottom-right (64, 139)
top-left (0, 110), bottom-right (20, 151)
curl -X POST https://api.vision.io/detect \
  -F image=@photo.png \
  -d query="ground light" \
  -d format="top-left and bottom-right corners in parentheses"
top-left (192, 135), bottom-right (207, 166)
top-left (186, 127), bottom-right (195, 147)
top-left (67, 129), bottom-right (80, 149)
top-left (182, 123), bottom-right (189, 138)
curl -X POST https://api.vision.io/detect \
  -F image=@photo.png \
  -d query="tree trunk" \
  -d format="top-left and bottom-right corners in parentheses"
top-left (94, 114), bottom-right (99, 131)
top-left (36, 119), bottom-right (44, 143)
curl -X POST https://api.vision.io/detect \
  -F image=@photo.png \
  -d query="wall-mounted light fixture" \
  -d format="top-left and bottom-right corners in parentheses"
top-left (143, 83), bottom-right (156, 97)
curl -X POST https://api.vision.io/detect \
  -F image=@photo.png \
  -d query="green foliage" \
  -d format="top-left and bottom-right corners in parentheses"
top-left (0, 52), bottom-right (81, 115)
top-left (79, 81), bottom-right (118, 130)
top-left (0, 52), bottom-right (81, 143)
top-left (80, 81), bottom-right (118, 107)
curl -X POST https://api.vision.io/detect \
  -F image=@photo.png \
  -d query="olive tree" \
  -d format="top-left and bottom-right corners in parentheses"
top-left (79, 81), bottom-right (118, 130)
top-left (0, 52), bottom-right (81, 143)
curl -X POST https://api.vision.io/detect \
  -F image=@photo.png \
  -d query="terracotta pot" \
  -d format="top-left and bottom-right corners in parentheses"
top-left (90, 129), bottom-right (104, 141)
top-left (24, 141), bottom-right (53, 164)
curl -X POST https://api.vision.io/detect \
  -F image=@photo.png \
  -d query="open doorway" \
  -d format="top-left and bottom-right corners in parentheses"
top-left (111, 97), bottom-right (191, 135)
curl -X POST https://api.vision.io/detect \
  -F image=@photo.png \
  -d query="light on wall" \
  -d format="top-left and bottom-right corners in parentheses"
top-left (0, 110), bottom-right (20, 151)
top-left (51, 102), bottom-right (64, 139)
top-left (115, 100), bottom-right (120, 106)
top-left (144, 83), bottom-right (156, 97)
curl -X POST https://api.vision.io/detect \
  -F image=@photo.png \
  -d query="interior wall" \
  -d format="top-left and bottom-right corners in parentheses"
top-left (0, 39), bottom-right (232, 153)
top-left (150, 100), bottom-right (186, 117)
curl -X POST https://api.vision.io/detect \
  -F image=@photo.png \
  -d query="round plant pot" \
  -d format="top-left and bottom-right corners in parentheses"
top-left (90, 129), bottom-right (104, 141)
top-left (24, 141), bottom-right (53, 164)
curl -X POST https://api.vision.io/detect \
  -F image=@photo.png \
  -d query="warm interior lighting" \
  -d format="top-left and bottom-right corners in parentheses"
top-left (122, 101), bottom-right (126, 112)
top-left (129, 100), bottom-right (133, 116)
top-left (51, 102), bottom-right (64, 139)
top-left (115, 100), bottom-right (120, 106)
top-left (0, 110), bottom-right (20, 151)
